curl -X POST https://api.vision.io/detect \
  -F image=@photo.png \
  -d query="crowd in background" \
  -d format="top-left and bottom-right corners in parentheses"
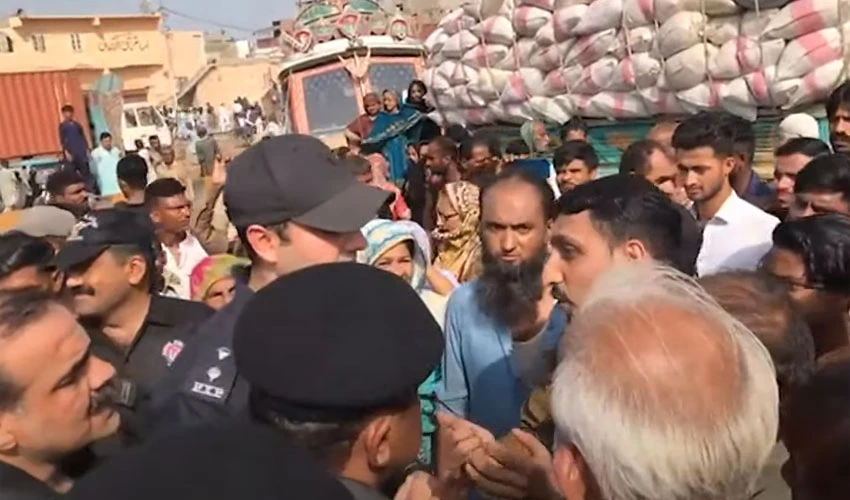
top-left (0, 79), bottom-right (846, 500)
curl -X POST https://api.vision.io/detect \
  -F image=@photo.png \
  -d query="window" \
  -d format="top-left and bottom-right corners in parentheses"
top-left (367, 63), bottom-right (417, 99)
top-left (0, 33), bottom-right (12, 53)
top-left (123, 109), bottom-right (139, 128)
top-left (135, 107), bottom-right (164, 127)
top-left (302, 68), bottom-right (359, 135)
top-left (31, 34), bottom-right (45, 52)
top-left (70, 33), bottom-right (82, 52)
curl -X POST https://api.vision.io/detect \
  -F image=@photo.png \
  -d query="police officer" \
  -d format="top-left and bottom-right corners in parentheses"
top-left (56, 209), bottom-right (212, 434)
top-left (65, 422), bottom-right (354, 500)
top-left (144, 135), bottom-right (389, 434)
top-left (0, 289), bottom-right (119, 499)
top-left (233, 263), bottom-right (444, 500)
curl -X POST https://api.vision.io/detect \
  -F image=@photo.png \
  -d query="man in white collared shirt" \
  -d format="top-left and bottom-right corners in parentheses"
top-left (672, 112), bottom-right (779, 276)
top-left (146, 178), bottom-right (208, 299)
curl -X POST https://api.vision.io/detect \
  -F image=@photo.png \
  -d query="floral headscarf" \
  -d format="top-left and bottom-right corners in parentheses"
top-left (357, 219), bottom-right (429, 292)
top-left (189, 254), bottom-right (249, 301)
top-left (432, 180), bottom-right (482, 283)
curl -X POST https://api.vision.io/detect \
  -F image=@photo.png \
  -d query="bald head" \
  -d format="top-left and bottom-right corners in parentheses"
top-left (552, 263), bottom-right (779, 500)
top-left (648, 120), bottom-right (678, 157)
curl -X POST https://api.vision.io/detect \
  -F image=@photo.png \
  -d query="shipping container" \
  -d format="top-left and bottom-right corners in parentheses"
top-left (0, 71), bottom-right (91, 161)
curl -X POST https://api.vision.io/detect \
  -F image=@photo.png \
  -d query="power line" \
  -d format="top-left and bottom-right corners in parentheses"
top-left (158, 6), bottom-right (260, 33)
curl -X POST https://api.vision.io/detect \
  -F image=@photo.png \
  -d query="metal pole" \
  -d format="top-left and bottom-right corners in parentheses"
top-left (159, 3), bottom-right (179, 110)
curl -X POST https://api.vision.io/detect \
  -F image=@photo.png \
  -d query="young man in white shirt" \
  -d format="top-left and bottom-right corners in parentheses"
top-left (145, 178), bottom-right (208, 299)
top-left (672, 111), bottom-right (779, 276)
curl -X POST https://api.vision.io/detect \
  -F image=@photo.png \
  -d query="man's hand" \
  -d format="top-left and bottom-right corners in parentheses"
top-left (436, 412), bottom-right (495, 482)
top-left (211, 155), bottom-right (227, 187)
top-left (394, 472), bottom-right (439, 500)
top-left (465, 429), bottom-right (562, 500)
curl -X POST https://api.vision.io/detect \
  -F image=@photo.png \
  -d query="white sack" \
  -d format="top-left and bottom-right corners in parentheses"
top-left (424, 28), bottom-right (448, 54)
top-left (776, 26), bottom-right (847, 80)
top-left (465, 0), bottom-right (515, 19)
top-left (665, 44), bottom-right (719, 90)
top-left (572, 0), bottom-right (623, 36)
top-left (543, 68), bottom-right (570, 95)
top-left (462, 44), bottom-right (511, 68)
top-left (764, 0), bottom-right (850, 40)
top-left (610, 26), bottom-right (658, 58)
top-left (454, 86), bottom-right (490, 107)
top-left (624, 0), bottom-right (739, 26)
top-left (471, 15), bottom-right (516, 46)
top-left (529, 96), bottom-right (572, 123)
top-left (513, 6), bottom-right (553, 37)
top-left (617, 53), bottom-right (664, 89)
top-left (771, 59), bottom-right (846, 108)
top-left (494, 38), bottom-right (539, 70)
top-left (535, 21), bottom-right (557, 46)
top-left (721, 77), bottom-right (761, 120)
top-left (588, 92), bottom-right (655, 118)
top-left (552, 4), bottom-right (588, 40)
top-left (519, 0), bottom-right (556, 12)
top-left (440, 9), bottom-right (478, 35)
top-left (464, 106), bottom-right (499, 125)
top-left (564, 29), bottom-right (618, 67)
top-left (710, 37), bottom-right (785, 79)
top-left (442, 30), bottom-right (480, 59)
top-left (500, 68), bottom-right (547, 103)
top-left (529, 41), bottom-right (573, 71)
top-left (658, 12), bottom-right (706, 58)
top-left (640, 87), bottom-right (686, 115)
top-left (744, 67), bottom-right (780, 106)
top-left (470, 68), bottom-right (513, 99)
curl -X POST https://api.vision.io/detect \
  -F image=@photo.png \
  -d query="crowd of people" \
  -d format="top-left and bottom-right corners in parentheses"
top-left (0, 79), bottom-right (847, 500)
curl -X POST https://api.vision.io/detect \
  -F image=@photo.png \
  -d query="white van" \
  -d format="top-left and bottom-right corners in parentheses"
top-left (122, 103), bottom-right (172, 151)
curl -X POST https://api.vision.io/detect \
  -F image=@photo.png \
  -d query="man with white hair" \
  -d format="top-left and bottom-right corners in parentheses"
top-left (551, 263), bottom-right (779, 500)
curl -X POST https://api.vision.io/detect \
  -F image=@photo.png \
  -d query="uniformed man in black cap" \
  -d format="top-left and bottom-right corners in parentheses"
top-left (144, 135), bottom-right (389, 434)
top-left (56, 209), bottom-right (212, 438)
top-left (64, 422), bottom-right (355, 500)
top-left (234, 263), bottom-right (444, 500)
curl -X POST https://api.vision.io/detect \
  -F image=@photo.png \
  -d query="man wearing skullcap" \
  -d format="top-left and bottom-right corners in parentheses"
top-left (234, 263), bottom-right (444, 500)
top-left (64, 422), bottom-right (354, 500)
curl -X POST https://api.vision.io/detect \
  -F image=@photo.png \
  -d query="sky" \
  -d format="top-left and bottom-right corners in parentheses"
top-left (21, 0), bottom-right (297, 35)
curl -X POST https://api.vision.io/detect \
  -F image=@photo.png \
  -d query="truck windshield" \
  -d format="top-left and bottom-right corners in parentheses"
top-left (367, 63), bottom-right (417, 98)
top-left (303, 68), bottom-right (359, 135)
top-left (124, 110), bottom-right (139, 128)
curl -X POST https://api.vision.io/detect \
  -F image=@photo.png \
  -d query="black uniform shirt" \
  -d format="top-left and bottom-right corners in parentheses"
top-left (0, 461), bottom-right (55, 500)
top-left (87, 295), bottom-right (213, 404)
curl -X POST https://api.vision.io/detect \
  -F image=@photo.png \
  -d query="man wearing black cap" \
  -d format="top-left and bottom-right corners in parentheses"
top-left (57, 209), bottom-right (212, 435)
top-left (144, 135), bottom-right (389, 434)
top-left (234, 263), bottom-right (443, 500)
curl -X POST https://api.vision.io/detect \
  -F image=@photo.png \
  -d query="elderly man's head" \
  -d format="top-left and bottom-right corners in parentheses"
top-left (551, 263), bottom-right (778, 500)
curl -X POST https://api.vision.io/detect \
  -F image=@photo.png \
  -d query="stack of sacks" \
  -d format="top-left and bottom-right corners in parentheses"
top-left (422, 0), bottom-right (849, 124)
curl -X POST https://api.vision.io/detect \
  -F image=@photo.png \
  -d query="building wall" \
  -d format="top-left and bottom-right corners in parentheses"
top-left (190, 60), bottom-right (277, 108)
top-left (0, 15), bottom-right (206, 104)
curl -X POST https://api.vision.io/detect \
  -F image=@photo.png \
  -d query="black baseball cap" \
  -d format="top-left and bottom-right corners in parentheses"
top-left (224, 135), bottom-right (389, 232)
top-left (55, 209), bottom-right (156, 270)
top-left (235, 263), bottom-right (444, 422)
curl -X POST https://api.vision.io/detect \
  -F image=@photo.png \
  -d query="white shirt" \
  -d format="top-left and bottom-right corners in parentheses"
top-left (162, 232), bottom-right (208, 300)
top-left (697, 191), bottom-right (779, 276)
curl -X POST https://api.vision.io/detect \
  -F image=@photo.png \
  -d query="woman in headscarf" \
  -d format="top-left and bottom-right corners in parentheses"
top-left (189, 254), bottom-right (249, 310)
top-left (363, 89), bottom-right (426, 186)
top-left (344, 93), bottom-right (382, 153)
top-left (357, 219), bottom-right (454, 470)
top-left (406, 80), bottom-right (441, 143)
top-left (432, 180), bottom-right (482, 283)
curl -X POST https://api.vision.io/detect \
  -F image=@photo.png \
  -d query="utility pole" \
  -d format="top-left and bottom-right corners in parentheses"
top-left (159, 2), bottom-right (179, 110)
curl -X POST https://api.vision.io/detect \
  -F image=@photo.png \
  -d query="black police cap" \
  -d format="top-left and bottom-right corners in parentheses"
top-left (234, 262), bottom-right (444, 422)
top-left (64, 422), bottom-right (353, 500)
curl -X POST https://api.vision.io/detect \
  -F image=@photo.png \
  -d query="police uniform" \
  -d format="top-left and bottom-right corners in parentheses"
top-left (234, 263), bottom-right (445, 500)
top-left (64, 422), bottom-right (354, 500)
top-left (144, 135), bottom-right (389, 435)
top-left (55, 210), bottom-right (213, 439)
top-left (0, 461), bottom-right (56, 500)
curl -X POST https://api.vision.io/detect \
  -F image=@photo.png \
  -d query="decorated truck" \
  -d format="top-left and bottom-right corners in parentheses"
top-left (277, 0), bottom-right (428, 147)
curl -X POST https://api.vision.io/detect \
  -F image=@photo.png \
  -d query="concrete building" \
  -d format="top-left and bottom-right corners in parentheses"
top-left (176, 58), bottom-right (281, 110)
top-left (0, 13), bottom-right (207, 104)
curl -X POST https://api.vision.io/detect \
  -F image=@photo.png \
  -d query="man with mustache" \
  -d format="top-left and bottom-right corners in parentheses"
top-left (0, 288), bottom-right (119, 498)
top-left (827, 81), bottom-right (850, 154)
top-left (57, 209), bottom-right (212, 436)
top-left (437, 168), bottom-right (567, 437)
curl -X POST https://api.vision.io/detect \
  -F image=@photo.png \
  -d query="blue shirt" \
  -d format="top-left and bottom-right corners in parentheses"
top-left (91, 146), bottom-right (122, 196)
top-left (437, 281), bottom-right (567, 437)
top-left (59, 120), bottom-right (89, 160)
